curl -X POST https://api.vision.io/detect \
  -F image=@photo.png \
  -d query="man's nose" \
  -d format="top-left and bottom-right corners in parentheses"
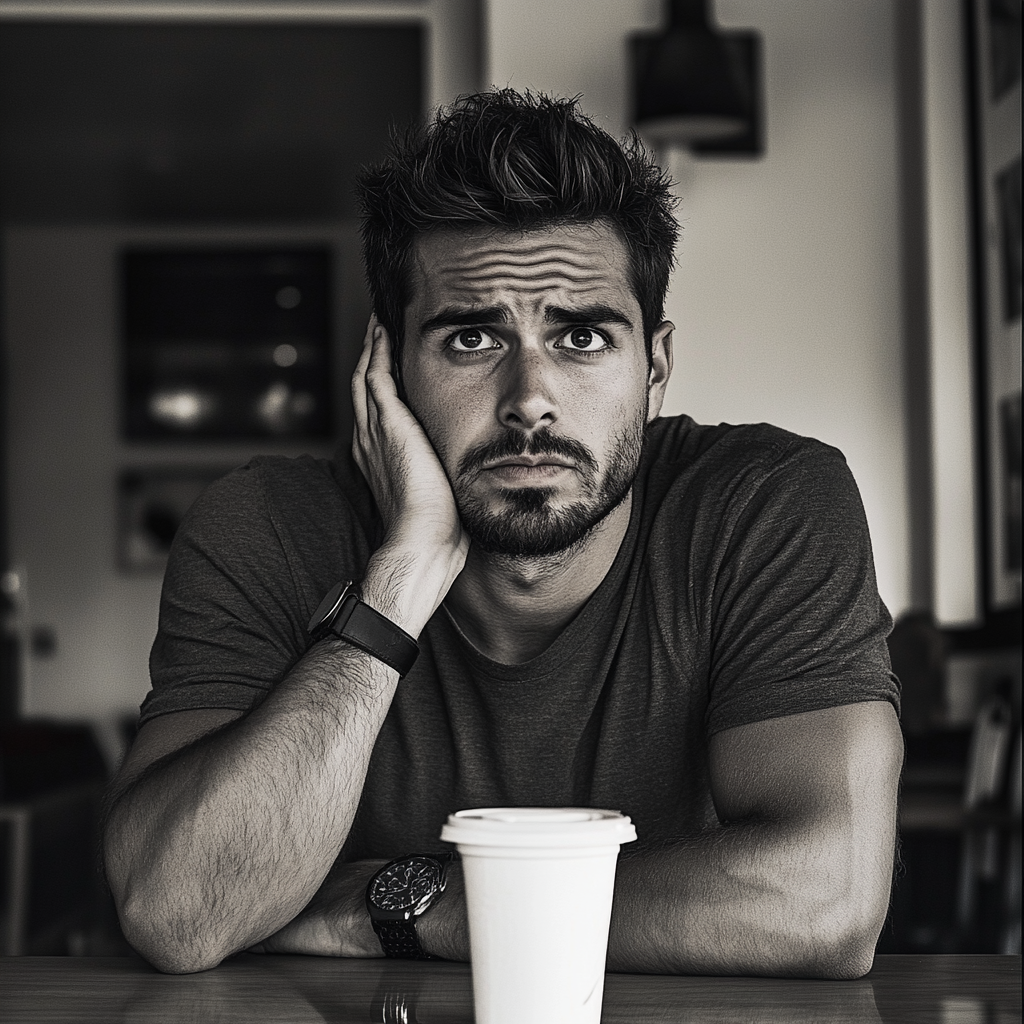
top-left (496, 348), bottom-right (560, 431)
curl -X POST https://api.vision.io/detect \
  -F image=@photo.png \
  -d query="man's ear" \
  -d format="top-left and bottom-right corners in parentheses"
top-left (646, 320), bottom-right (674, 422)
top-left (387, 327), bottom-right (411, 406)
top-left (392, 344), bottom-right (406, 402)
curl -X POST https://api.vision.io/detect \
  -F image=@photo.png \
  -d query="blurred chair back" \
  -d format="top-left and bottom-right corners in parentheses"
top-left (0, 720), bottom-right (108, 955)
top-left (957, 693), bottom-right (1020, 953)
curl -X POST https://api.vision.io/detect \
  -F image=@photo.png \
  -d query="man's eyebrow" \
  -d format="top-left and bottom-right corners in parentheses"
top-left (418, 305), bottom-right (510, 335)
top-left (543, 304), bottom-right (636, 330)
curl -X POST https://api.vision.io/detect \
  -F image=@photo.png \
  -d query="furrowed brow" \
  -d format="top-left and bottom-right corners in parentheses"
top-left (543, 304), bottom-right (636, 330)
top-left (418, 305), bottom-right (510, 335)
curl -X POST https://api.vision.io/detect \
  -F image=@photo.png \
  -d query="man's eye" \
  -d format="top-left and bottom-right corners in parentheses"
top-left (448, 328), bottom-right (499, 352)
top-left (559, 327), bottom-right (609, 352)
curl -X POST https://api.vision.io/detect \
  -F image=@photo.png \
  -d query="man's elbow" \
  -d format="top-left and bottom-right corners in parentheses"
top-left (105, 836), bottom-right (233, 972)
top-left (812, 925), bottom-right (879, 980)
top-left (794, 824), bottom-right (895, 980)
top-left (117, 888), bottom-right (230, 974)
top-left (803, 893), bottom-right (885, 980)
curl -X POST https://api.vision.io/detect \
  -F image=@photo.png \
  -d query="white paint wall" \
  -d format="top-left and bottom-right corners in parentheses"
top-left (487, 0), bottom-right (910, 616)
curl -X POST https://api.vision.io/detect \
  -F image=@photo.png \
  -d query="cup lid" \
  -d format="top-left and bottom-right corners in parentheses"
top-left (440, 807), bottom-right (637, 848)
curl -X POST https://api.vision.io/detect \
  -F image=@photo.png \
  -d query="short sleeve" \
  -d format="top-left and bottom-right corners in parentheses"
top-left (704, 440), bottom-right (899, 735)
top-left (140, 461), bottom-right (314, 724)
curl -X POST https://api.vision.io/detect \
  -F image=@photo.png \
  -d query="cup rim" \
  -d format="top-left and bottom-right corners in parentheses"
top-left (440, 806), bottom-right (637, 848)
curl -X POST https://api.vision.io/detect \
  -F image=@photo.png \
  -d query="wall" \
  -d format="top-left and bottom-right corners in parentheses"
top-left (486, 0), bottom-right (912, 618)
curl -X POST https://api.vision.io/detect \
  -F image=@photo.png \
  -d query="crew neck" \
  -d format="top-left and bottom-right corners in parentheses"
top-left (431, 459), bottom-right (649, 682)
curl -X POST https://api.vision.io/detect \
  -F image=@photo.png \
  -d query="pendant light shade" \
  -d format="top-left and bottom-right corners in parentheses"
top-left (632, 0), bottom-right (763, 154)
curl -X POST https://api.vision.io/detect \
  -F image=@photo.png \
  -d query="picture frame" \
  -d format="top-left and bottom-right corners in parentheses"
top-left (121, 248), bottom-right (334, 443)
top-left (968, 0), bottom-right (1022, 613)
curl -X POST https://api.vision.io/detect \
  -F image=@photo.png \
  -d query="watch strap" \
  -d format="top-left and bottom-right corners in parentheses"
top-left (332, 596), bottom-right (419, 677)
top-left (309, 581), bottom-right (419, 677)
top-left (371, 919), bottom-right (437, 961)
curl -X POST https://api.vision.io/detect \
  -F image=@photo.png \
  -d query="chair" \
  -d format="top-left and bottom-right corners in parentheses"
top-left (955, 693), bottom-right (1020, 953)
top-left (0, 721), bottom-right (107, 954)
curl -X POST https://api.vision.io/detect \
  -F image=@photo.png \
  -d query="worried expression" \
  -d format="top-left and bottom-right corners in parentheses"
top-left (400, 221), bottom-right (671, 557)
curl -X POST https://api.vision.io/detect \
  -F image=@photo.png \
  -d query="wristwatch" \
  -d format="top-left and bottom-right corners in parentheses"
top-left (307, 580), bottom-right (419, 676)
top-left (365, 853), bottom-right (455, 960)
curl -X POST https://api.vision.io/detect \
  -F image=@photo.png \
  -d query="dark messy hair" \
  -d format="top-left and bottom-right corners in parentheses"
top-left (356, 90), bottom-right (679, 364)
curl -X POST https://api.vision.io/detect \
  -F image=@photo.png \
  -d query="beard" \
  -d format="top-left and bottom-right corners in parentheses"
top-left (448, 411), bottom-right (647, 558)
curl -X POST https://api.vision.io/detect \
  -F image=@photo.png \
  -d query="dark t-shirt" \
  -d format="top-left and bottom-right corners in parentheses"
top-left (142, 415), bottom-right (899, 858)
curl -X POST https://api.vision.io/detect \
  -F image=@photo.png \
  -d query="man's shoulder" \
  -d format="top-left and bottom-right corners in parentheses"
top-left (182, 450), bottom-right (374, 549)
top-left (207, 450), bottom-right (366, 505)
top-left (638, 415), bottom-right (861, 546)
top-left (645, 415), bottom-right (846, 483)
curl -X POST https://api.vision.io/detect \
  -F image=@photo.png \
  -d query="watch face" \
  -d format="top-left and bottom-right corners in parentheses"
top-left (370, 856), bottom-right (443, 912)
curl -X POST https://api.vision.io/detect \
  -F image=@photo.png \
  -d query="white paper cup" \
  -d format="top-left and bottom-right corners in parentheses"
top-left (440, 807), bottom-right (637, 1024)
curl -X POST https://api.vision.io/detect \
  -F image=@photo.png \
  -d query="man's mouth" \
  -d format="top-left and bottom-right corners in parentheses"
top-left (481, 456), bottom-right (576, 484)
top-left (456, 428), bottom-right (600, 480)
top-left (483, 455), bottom-right (576, 470)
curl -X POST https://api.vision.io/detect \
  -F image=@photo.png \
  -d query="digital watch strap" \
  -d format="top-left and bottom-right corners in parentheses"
top-left (307, 581), bottom-right (419, 677)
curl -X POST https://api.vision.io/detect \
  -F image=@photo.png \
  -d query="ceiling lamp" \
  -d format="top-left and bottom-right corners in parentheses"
top-left (631, 0), bottom-right (763, 155)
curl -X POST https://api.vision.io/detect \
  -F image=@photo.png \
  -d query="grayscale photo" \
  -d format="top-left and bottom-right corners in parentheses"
top-left (0, 2), bottom-right (1019, 1022)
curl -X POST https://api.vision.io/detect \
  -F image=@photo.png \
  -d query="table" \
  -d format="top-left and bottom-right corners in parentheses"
top-left (0, 954), bottom-right (1019, 1022)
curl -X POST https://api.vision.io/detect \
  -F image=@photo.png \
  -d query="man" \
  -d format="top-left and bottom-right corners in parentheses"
top-left (103, 91), bottom-right (902, 979)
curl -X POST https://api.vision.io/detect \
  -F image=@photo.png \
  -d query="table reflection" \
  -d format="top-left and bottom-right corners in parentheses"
top-left (600, 974), bottom-right (881, 1024)
top-left (120, 961), bottom-right (329, 1024)
top-left (0, 954), bottom-right (1018, 1024)
top-left (121, 961), bottom-right (882, 1024)
top-left (275, 958), bottom-right (473, 1024)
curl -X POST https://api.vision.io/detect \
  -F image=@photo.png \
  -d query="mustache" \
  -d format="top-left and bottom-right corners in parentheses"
top-left (456, 428), bottom-right (600, 478)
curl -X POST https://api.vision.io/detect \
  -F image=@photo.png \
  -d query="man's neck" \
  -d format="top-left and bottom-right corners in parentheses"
top-left (443, 492), bottom-right (633, 665)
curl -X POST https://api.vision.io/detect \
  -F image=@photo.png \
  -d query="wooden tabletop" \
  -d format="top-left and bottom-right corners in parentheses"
top-left (0, 953), bottom-right (1019, 1023)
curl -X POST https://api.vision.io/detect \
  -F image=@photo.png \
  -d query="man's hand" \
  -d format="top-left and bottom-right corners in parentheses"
top-left (247, 857), bottom-right (470, 962)
top-left (247, 860), bottom-right (387, 958)
top-left (351, 318), bottom-right (469, 635)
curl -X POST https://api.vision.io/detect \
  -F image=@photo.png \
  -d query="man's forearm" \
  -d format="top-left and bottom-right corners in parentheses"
top-left (260, 704), bottom-right (898, 978)
top-left (104, 640), bottom-right (397, 974)
top-left (416, 824), bottom-right (889, 976)
top-left (290, 818), bottom-right (888, 978)
top-left (605, 819), bottom-right (892, 979)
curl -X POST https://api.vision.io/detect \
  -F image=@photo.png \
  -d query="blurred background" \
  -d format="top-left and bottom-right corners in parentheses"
top-left (0, 0), bottom-right (1019, 959)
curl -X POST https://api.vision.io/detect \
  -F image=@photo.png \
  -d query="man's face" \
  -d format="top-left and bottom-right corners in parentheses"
top-left (401, 221), bottom-right (670, 558)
